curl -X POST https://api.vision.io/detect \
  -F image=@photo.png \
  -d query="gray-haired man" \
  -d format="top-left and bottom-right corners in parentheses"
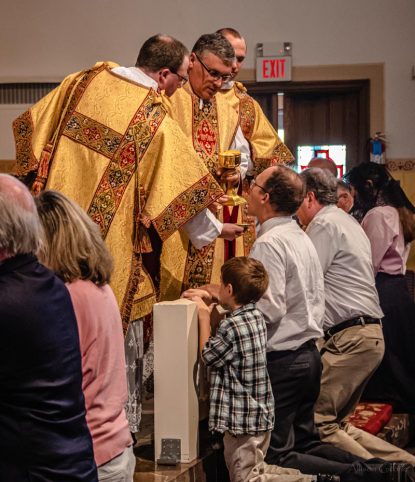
top-left (0, 174), bottom-right (97, 481)
top-left (297, 167), bottom-right (415, 465)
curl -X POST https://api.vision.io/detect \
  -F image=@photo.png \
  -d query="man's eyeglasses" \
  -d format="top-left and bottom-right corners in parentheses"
top-left (195, 53), bottom-right (232, 83)
top-left (250, 179), bottom-right (269, 193)
top-left (170, 69), bottom-right (188, 86)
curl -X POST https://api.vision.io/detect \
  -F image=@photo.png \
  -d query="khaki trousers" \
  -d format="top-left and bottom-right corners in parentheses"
top-left (223, 432), bottom-right (315, 482)
top-left (97, 445), bottom-right (136, 482)
top-left (315, 324), bottom-right (415, 464)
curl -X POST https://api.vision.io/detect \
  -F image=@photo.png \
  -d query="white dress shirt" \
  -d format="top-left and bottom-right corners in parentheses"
top-left (306, 205), bottom-right (384, 330)
top-left (111, 66), bottom-right (222, 249)
top-left (249, 216), bottom-right (325, 351)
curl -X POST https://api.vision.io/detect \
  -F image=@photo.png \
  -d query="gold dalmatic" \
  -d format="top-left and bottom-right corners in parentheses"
top-left (13, 63), bottom-right (223, 331)
top-left (219, 81), bottom-right (294, 174)
top-left (161, 84), bottom-right (248, 300)
top-left (217, 82), bottom-right (296, 253)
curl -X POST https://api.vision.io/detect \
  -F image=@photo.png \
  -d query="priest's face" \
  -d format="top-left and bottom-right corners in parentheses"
top-left (188, 51), bottom-right (233, 100)
top-left (224, 34), bottom-right (246, 78)
top-left (160, 55), bottom-right (190, 97)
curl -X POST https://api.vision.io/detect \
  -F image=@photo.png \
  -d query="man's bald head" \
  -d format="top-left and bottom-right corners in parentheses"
top-left (308, 157), bottom-right (338, 178)
top-left (0, 174), bottom-right (40, 260)
top-left (0, 174), bottom-right (36, 212)
top-left (262, 165), bottom-right (305, 215)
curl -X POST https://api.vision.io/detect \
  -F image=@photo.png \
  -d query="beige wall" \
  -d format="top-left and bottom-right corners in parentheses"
top-left (1, 0), bottom-right (414, 159)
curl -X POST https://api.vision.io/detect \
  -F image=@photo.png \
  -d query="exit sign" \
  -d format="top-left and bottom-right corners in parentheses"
top-left (256, 56), bottom-right (292, 82)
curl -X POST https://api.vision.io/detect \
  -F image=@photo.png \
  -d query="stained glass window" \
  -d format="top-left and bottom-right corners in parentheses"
top-left (296, 145), bottom-right (347, 177)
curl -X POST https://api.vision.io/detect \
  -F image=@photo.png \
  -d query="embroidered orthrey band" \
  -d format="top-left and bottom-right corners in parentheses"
top-left (13, 64), bottom-right (106, 179)
top-left (192, 97), bottom-right (220, 175)
top-left (12, 110), bottom-right (36, 176)
top-left (87, 90), bottom-right (165, 238)
top-left (152, 174), bottom-right (223, 241)
top-left (252, 142), bottom-right (295, 176)
top-left (233, 82), bottom-right (294, 170)
top-left (182, 242), bottom-right (216, 291)
top-left (63, 112), bottom-right (122, 158)
top-left (120, 253), bottom-right (145, 330)
top-left (238, 92), bottom-right (256, 140)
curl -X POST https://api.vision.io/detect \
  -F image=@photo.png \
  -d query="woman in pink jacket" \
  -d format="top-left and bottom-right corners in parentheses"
top-left (36, 190), bottom-right (135, 482)
top-left (346, 162), bottom-right (415, 413)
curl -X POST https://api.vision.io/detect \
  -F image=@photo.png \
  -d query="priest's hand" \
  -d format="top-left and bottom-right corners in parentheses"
top-left (216, 167), bottom-right (241, 188)
top-left (208, 194), bottom-right (229, 214)
top-left (219, 223), bottom-right (244, 240)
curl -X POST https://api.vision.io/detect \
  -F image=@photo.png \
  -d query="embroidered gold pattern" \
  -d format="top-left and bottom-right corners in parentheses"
top-left (12, 111), bottom-right (37, 176)
top-left (120, 253), bottom-right (145, 330)
top-left (234, 83), bottom-right (294, 171)
top-left (252, 143), bottom-right (295, 176)
top-left (179, 97), bottom-right (224, 289)
top-left (182, 242), bottom-right (216, 291)
top-left (63, 112), bottom-right (122, 158)
top-left (270, 142), bottom-right (295, 165)
top-left (238, 93), bottom-right (256, 140)
top-left (192, 98), bottom-right (220, 175)
top-left (241, 179), bottom-right (257, 255)
top-left (153, 174), bottom-right (223, 241)
top-left (87, 90), bottom-right (165, 238)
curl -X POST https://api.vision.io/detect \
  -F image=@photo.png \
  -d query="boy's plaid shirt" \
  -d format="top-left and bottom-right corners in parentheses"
top-left (201, 303), bottom-right (274, 435)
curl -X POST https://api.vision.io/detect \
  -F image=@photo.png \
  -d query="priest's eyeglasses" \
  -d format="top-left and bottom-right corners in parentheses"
top-left (195, 54), bottom-right (232, 83)
top-left (170, 69), bottom-right (188, 86)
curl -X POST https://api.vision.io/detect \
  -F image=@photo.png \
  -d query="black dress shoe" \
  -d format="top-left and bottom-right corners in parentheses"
top-left (316, 475), bottom-right (341, 482)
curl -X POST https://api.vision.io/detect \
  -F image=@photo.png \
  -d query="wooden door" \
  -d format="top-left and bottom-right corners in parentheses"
top-left (245, 80), bottom-right (370, 172)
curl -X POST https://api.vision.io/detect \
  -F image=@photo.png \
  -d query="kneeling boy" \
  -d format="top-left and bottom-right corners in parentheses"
top-left (189, 257), bottom-right (316, 482)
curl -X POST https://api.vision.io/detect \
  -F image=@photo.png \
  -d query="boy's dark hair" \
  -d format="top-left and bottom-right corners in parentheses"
top-left (221, 257), bottom-right (269, 305)
top-left (136, 34), bottom-right (188, 73)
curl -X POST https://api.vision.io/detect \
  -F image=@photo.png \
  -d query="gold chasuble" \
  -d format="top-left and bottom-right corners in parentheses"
top-left (219, 81), bottom-right (294, 173)
top-left (160, 83), bottom-right (246, 300)
top-left (13, 62), bottom-right (223, 331)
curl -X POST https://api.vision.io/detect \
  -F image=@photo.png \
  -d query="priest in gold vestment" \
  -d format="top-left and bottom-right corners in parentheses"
top-left (217, 28), bottom-right (294, 172)
top-left (161, 33), bottom-right (250, 301)
top-left (12, 35), bottom-right (243, 433)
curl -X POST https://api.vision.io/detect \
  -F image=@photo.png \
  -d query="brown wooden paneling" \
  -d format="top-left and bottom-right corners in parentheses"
top-left (246, 80), bottom-right (370, 171)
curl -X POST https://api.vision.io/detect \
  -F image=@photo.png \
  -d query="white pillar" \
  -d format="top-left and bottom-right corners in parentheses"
top-left (153, 299), bottom-right (199, 464)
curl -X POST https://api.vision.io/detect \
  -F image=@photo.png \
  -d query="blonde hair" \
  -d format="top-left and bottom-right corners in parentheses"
top-left (35, 190), bottom-right (113, 285)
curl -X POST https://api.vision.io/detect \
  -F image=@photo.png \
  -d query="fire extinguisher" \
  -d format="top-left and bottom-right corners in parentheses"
top-left (370, 132), bottom-right (386, 164)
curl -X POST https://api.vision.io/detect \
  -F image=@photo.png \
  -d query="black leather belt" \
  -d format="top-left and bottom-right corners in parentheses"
top-left (266, 338), bottom-right (316, 361)
top-left (324, 316), bottom-right (382, 341)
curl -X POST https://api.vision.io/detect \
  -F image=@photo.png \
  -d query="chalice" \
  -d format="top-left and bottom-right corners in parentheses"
top-left (218, 150), bottom-right (247, 206)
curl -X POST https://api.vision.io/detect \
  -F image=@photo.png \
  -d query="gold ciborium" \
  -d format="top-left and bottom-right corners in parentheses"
top-left (218, 150), bottom-right (247, 206)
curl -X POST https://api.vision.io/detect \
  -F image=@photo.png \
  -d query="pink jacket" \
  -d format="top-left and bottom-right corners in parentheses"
top-left (67, 280), bottom-right (132, 467)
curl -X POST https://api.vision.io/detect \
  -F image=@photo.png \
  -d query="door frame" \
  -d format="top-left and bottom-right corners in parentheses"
top-left (244, 79), bottom-right (370, 168)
